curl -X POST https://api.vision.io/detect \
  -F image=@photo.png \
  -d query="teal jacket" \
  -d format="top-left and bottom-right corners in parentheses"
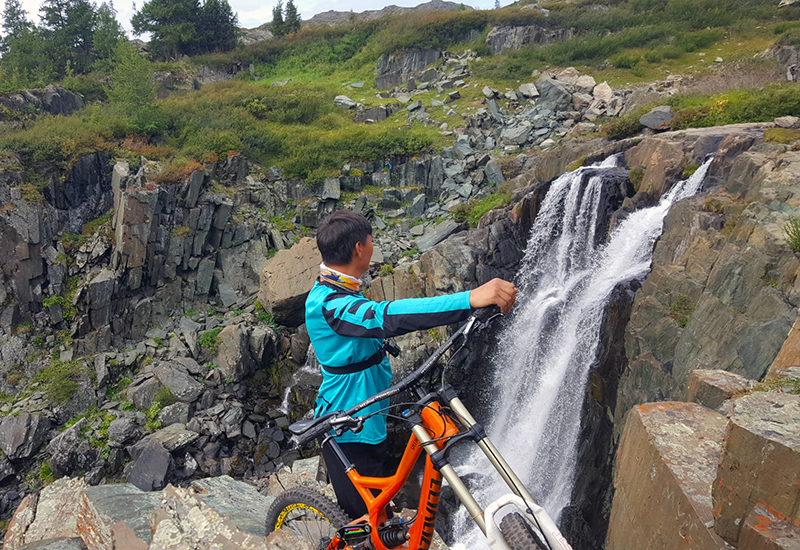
top-left (305, 280), bottom-right (473, 444)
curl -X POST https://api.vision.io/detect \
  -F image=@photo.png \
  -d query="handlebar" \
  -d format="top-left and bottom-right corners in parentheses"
top-left (291, 306), bottom-right (501, 445)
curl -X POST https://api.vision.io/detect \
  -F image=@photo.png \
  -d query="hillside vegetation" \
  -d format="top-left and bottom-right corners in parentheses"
top-left (1, 0), bottom-right (800, 182)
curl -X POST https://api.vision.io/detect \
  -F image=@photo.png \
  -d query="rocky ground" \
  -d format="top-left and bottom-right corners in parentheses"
top-left (1, 35), bottom-right (800, 549)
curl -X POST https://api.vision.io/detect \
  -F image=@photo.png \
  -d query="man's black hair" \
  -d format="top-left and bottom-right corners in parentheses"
top-left (317, 210), bottom-right (372, 266)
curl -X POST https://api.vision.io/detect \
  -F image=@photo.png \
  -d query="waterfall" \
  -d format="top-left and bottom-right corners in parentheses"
top-left (280, 345), bottom-right (321, 415)
top-left (451, 157), bottom-right (712, 548)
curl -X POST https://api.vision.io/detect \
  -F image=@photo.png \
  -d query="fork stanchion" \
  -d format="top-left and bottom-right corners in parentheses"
top-left (447, 396), bottom-right (538, 506)
top-left (411, 424), bottom-right (487, 534)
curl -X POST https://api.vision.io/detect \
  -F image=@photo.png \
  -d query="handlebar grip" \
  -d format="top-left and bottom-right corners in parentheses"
top-left (295, 421), bottom-right (333, 446)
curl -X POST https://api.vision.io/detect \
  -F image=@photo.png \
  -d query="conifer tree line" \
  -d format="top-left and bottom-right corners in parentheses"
top-left (0, 0), bottom-right (239, 86)
top-left (271, 0), bottom-right (301, 38)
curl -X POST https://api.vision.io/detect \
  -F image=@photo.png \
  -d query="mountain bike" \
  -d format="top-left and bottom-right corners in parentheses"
top-left (266, 308), bottom-right (573, 550)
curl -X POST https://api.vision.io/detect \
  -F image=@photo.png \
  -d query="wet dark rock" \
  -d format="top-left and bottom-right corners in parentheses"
top-left (0, 413), bottom-right (51, 460)
top-left (125, 439), bottom-right (172, 492)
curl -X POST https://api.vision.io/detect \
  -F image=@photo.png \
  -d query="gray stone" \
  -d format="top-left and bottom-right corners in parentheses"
top-left (179, 316), bottom-right (201, 333)
top-left (191, 476), bottom-right (276, 537)
top-left (593, 81), bottom-right (614, 103)
top-left (321, 178), bottom-right (341, 200)
top-left (216, 324), bottom-right (255, 382)
top-left (0, 413), bottom-right (51, 460)
top-left (196, 257), bottom-right (216, 296)
top-left (46, 422), bottom-right (97, 476)
top-left (536, 75), bottom-right (573, 112)
top-left (157, 402), bottom-right (191, 427)
top-left (333, 95), bottom-right (356, 109)
top-left (482, 86), bottom-right (497, 99)
top-left (94, 355), bottom-right (109, 387)
top-left (484, 160), bottom-right (505, 185)
top-left (448, 91), bottom-right (461, 101)
top-left (775, 115), bottom-right (800, 129)
top-left (78, 484), bottom-right (161, 547)
top-left (133, 423), bottom-right (199, 454)
top-left (500, 123), bottom-right (532, 145)
top-left (218, 283), bottom-right (238, 307)
top-left (128, 376), bottom-right (161, 410)
top-left (640, 105), bottom-right (672, 130)
top-left (411, 194), bottom-right (427, 217)
top-left (518, 83), bottom-right (539, 98)
top-left (108, 417), bottom-right (140, 444)
top-left (18, 539), bottom-right (87, 550)
top-left (575, 74), bottom-right (597, 94)
top-left (406, 100), bottom-right (423, 112)
top-left (453, 141), bottom-right (473, 158)
top-left (154, 363), bottom-right (204, 402)
top-left (415, 220), bottom-right (461, 252)
top-left (125, 439), bottom-right (171, 492)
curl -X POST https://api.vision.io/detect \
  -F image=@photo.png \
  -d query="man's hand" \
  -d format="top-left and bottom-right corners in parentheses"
top-left (470, 278), bottom-right (518, 314)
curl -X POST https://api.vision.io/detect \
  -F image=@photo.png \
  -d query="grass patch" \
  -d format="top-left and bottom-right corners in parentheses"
top-left (32, 360), bottom-right (86, 405)
top-left (667, 295), bottom-right (696, 328)
top-left (764, 128), bottom-right (800, 144)
top-left (257, 311), bottom-right (279, 329)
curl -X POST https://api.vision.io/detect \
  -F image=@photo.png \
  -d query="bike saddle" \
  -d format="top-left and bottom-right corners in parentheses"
top-left (289, 411), bottom-right (340, 436)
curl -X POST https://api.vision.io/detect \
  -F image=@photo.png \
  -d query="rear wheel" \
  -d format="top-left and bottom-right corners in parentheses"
top-left (499, 512), bottom-right (547, 550)
top-left (266, 487), bottom-right (350, 550)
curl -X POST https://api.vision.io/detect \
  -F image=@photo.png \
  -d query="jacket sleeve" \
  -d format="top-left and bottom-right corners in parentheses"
top-left (322, 291), bottom-right (473, 339)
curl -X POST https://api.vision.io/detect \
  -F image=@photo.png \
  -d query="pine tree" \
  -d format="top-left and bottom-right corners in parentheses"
top-left (109, 40), bottom-right (165, 135)
top-left (40, 0), bottom-right (98, 74)
top-left (284, 0), bottom-right (301, 35)
top-left (494, 0), bottom-right (500, 8)
top-left (2, 0), bottom-right (32, 39)
top-left (131, 0), bottom-right (200, 60)
top-left (271, 1), bottom-right (285, 38)
top-left (197, 0), bottom-right (238, 53)
top-left (92, 1), bottom-right (125, 71)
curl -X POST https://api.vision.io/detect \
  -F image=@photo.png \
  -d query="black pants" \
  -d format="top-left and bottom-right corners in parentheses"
top-left (322, 439), bottom-right (388, 520)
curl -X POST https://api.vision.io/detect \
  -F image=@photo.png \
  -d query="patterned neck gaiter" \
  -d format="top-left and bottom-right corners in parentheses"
top-left (319, 263), bottom-right (362, 293)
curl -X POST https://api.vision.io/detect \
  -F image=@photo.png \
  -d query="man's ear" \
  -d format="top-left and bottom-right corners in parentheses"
top-left (354, 240), bottom-right (366, 258)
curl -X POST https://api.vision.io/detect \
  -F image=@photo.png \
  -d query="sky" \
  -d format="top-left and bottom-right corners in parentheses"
top-left (10, 0), bottom-right (498, 34)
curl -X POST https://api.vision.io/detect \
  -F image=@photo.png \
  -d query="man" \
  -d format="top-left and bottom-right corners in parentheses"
top-left (306, 209), bottom-right (517, 519)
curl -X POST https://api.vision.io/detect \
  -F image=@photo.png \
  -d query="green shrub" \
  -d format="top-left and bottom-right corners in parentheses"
top-left (668, 295), bottom-right (696, 328)
top-left (379, 264), bottom-right (394, 277)
top-left (257, 311), bottom-right (279, 329)
top-left (199, 327), bottom-right (224, 354)
top-left (610, 52), bottom-right (642, 69)
top-left (784, 216), bottom-right (800, 252)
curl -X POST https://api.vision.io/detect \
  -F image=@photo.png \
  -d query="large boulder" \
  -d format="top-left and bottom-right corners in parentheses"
top-left (0, 413), bottom-right (50, 460)
top-left (46, 421), bottom-right (97, 477)
top-left (713, 392), bottom-right (800, 545)
top-left (257, 237), bottom-right (321, 327)
top-left (216, 324), bottom-right (257, 383)
top-left (78, 484), bottom-right (160, 549)
top-left (536, 74), bottom-right (573, 112)
top-left (607, 402), bottom-right (730, 550)
top-left (153, 362), bottom-right (204, 403)
top-left (3, 478), bottom-right (86, 550)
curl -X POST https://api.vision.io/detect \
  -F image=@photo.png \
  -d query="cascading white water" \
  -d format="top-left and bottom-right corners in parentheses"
top-left (280, 345), bottom-right (321, 415)
top-left (451, 157), bottom-right (712, 548)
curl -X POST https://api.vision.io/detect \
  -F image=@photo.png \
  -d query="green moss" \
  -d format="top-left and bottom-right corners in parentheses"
top-left (467, 191), bottom-right (511, 228)
top-left (765, 128), bottom-right (800, 144)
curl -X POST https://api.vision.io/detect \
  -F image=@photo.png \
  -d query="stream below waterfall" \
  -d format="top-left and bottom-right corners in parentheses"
top-left (449, 156), bottom-right (713, 549)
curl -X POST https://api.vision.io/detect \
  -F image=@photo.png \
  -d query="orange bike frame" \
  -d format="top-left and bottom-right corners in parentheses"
top-left (328, 402), bottom-right (460, 550)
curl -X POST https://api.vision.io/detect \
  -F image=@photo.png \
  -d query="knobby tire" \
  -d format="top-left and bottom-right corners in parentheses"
top-left (499, 512), bottom-right (547, 550)
top-left (265, 487), bottom-right (350, 550)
